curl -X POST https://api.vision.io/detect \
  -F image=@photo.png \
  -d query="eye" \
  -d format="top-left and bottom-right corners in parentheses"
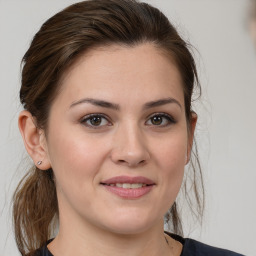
top-left (80, 114), bottom-right (111, 128)
top-left (145, 113), bottom-right (175, 127)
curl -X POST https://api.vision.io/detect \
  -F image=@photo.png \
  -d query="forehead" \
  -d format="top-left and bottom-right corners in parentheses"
top-left (55, 43), bottom-right (184, 108)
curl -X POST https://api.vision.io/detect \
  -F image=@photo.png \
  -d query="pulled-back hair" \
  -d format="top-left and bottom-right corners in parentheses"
top-left (13, 0), bottom-right (204, 255)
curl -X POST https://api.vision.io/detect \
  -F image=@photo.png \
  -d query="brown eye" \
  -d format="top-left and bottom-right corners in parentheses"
top-left (89, 116), bottom-right (102, 126)
top-left (151, 116), bottom-right (163, 125)
top-left (80, 114), bottom-right (110, 128)
top-left (145, 113), bottom-right (175, 127)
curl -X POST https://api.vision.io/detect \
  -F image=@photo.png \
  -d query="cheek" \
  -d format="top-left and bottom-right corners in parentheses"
top-left (155, 131), bottom-right (187, 169)
top-left (154, 132), bottom-right (187, 194)
top-left (46, 125), bottom-right (108, 189)
top-left (46, 129), bottom-right (111, 214)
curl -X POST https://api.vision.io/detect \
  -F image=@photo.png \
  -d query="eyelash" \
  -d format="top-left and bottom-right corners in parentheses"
top-left (80, 114), bottom-right (111, 129)
top-left (80, 113), bottom-right (176, 129)
top-left (145, 113), bottom-right (176, 127)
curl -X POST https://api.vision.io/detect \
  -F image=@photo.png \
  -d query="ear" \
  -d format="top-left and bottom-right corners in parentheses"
top-left (18, 110), bottom-right (51, 170)
top-left (186, 111), bottom-right (197, 165)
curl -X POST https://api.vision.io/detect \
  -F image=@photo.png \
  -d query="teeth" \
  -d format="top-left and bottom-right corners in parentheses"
top-left (109, 183), bottom-right (146, 189)
top-left (131, 183), bottom-right (143, 188)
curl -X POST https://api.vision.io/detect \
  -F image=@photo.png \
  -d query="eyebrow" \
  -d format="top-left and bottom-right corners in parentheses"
top-left (70, 98), bottom-right (119, 110)
top-left (143, 98), bottom-right (182, 110)
top-left (69, 97), bottom-right (182, 110)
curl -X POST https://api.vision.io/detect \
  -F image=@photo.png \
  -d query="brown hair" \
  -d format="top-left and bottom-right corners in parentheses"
top-left (13, 0), bottom-right (204, 255)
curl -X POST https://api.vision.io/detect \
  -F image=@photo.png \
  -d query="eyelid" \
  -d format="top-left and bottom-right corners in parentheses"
top-left (80, 113), bottom-right (112, 128)
top-left (145, 112), bottom-right (176, 126)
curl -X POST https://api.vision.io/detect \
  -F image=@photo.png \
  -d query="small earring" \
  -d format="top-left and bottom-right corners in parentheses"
top-left (37, 161), bottom-right (42, 166)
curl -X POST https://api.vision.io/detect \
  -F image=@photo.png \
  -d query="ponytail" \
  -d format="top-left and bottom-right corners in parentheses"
top-left (13, 167), bottom-right (57, 255)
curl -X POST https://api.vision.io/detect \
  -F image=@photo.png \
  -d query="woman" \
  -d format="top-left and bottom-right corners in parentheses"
top-left (13, 0), bottom-right (244, 255)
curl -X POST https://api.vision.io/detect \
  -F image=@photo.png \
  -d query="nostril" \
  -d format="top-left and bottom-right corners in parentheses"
top-left (111, 147), bottom-right (150, 167)
top-left (117, 159), bottom-right (146, 166)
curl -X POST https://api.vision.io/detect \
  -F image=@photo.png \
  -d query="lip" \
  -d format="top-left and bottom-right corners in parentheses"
top-left (101, 175), bottom-right (155, 185)
top-left (100, 175), bottom-right (155, 199)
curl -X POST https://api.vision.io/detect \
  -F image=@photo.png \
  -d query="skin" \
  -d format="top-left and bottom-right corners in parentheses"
top-left (250, 18), bottom-right (256, 46)
top-left (249, 2), bottom-right (256, 46)
top-left (19, 43), bottom-right (197, 256)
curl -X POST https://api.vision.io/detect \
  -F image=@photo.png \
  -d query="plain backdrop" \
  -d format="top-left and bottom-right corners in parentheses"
top-left (0, 0), bottom-right (255, 255)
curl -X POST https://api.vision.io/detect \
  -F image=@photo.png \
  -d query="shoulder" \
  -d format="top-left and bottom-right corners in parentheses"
top-left (182, 238), bottom-right (245, 256)
top-left (166, 233), bottom-right (244, 256)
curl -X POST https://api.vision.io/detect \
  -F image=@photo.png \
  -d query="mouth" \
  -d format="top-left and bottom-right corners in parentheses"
top-left (100, 176), bottom-right (155, 199)
top-left (101, 183), bottom-right (150, 189)
top-left (100, 175), bottom-right (155, 187)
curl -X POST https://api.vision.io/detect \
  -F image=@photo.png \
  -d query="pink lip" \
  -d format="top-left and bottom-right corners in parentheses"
top-left (100, 176), bottom-right (155, 199)
top-left (101, 175), bottom-right (155, 185)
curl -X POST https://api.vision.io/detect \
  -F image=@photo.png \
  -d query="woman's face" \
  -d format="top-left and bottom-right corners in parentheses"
top-left (43, 43), bottom-right (195, 235)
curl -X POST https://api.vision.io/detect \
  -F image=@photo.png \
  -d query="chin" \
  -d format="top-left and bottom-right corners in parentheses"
top-left (100, 211), bottom-right (161, 235)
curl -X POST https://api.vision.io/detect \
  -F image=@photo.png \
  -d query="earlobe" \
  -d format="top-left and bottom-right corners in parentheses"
top-left (186, 112), bottom-right (197, 165)
top-left (18, 110), bottom-right (51, 170)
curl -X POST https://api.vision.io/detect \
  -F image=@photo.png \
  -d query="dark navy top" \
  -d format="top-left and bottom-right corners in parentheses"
top-left (35, 233), bottom-right (245, 256)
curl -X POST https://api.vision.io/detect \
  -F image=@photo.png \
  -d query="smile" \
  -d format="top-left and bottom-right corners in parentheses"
top-left (101, 176), bottom-right (155, 199)
top-left (104, 183), bottom-right (148, 189)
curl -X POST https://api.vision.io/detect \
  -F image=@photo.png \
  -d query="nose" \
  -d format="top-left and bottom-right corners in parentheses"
top-left (110, 124), bottom-right (150, 167)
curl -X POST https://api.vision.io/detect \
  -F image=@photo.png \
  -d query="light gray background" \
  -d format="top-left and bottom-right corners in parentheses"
top-left (0, 0), bottom-right (255, 255)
